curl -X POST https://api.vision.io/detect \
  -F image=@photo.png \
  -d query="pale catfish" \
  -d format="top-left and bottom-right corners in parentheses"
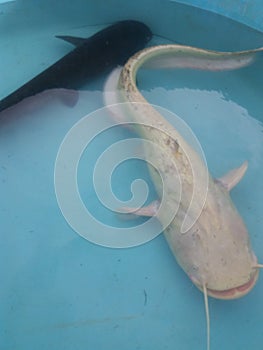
top-left (103, 44), bottom-right (263, 349)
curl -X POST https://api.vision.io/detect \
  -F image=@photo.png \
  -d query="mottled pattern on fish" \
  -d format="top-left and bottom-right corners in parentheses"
top-left (104, 43), bottom-right (263, 350)
top-left (104, 44), bottom-right (263, 299)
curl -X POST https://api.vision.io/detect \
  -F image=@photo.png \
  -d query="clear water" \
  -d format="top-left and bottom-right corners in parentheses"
top-left (1, 1), bottom-right (263, 350)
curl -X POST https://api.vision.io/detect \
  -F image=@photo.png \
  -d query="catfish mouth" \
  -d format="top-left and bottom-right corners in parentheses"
top-left (196, 269), bottom-right (259, 300)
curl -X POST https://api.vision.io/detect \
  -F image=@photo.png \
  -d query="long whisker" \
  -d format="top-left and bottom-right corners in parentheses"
top-left (253, 264), bottom-right (263, 268)
top-left (203, 283), bottom-right (210, 350)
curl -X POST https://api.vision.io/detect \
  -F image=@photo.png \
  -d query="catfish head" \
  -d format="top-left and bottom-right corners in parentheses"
top-left (165, 161), bottom-right (260, 300)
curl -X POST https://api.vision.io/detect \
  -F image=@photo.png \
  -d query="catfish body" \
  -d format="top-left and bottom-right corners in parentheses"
top-left (104, 44), bottom-right (263, 300)
top-left (0, 20), bottom-right (152, 113)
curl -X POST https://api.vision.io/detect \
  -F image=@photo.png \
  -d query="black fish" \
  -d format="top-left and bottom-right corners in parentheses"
top-left (0, 20), bottom-right (152, 113)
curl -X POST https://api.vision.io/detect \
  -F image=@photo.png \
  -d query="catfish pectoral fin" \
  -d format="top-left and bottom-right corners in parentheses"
top-left (55, 35), bottom-right (88, 47)
top-left (118, 200), bottom-right (160, 217)
top-left (56, 88), bottom-right (80, 107)
top-left (216, 160), bottom-right (248, 191)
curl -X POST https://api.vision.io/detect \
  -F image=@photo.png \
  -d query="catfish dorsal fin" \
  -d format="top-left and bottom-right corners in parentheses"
top-left (55, 35), bottom-right (88, 47)
top-left (217, 161), bottom-right (248, 191)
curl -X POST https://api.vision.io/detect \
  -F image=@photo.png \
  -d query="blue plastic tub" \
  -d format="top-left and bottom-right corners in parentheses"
top-left (1, 1), bottom-right (263, 350)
